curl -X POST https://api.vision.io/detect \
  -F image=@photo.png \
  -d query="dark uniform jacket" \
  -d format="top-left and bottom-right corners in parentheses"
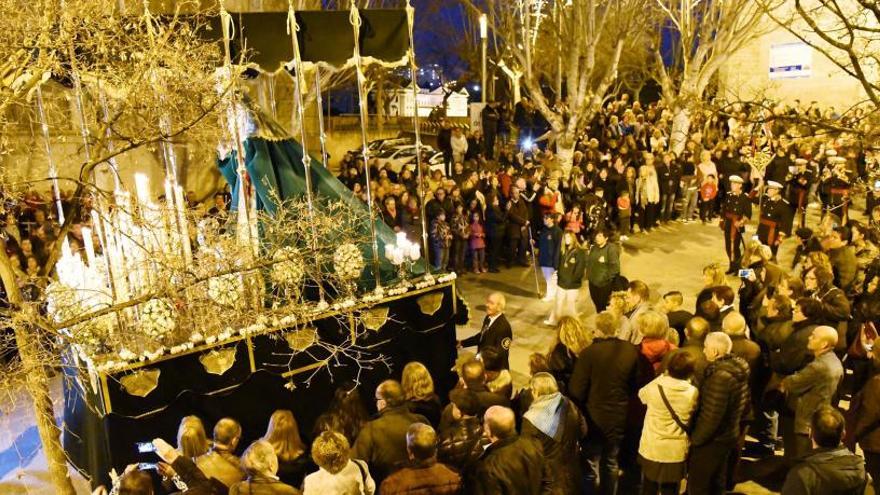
top-left (568, 337), bottom-right (639, 442)
top-left (537, 226), bottom-right (562, 268)
top-left (722, 192), bottom-right (752, 224)
top-left (472, 435), bottom-right (549, 495)
top-left (757, 196), bottom-right (794, 246)
top-left (556, 247), bottom-right (587, 290)
top-left (460, 314), bottom-right (513, 369)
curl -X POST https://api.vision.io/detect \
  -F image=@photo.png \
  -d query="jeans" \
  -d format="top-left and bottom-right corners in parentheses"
top-left (541, 266), bottom-right (557, 299)
top-left (752, 405), bottom-right (779, 452)
top-left (589, 282), bottom-right (613, 312)
top-left (618, 215), bottom-right (631, 235)
top-left (432, 246), bottom-right (449, 272)
top-left (683, 188), bottom-right (698, 220)
top-left (585, 431), bottom-right (621, 495)
top-left (472, 248), bottom-right (485, 271)
top-left (661, 192), bottom-right (677, 221)
top-left (451, 238), bottom-right (467, 272)
top-left (549, 287), bottom-right (579, 323)
top-left (781, 414), bottom-right (811, 463)
top-left (487, 235), bottom-right (503, 270)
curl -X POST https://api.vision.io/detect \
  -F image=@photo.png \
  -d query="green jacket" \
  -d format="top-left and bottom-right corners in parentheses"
top-left (585, 242), bottom-right (620, 288)
top-left (557, 248), bottom-right (587, 290)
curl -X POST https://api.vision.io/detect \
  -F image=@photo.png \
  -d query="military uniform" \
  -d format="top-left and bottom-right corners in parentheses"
top-left (721, 191), bottom-right (752, 272)
top-left (824, 175), bottom-right (851, 223)
top-left (757, 196), bottom-right (793, 256)
top-left (788, 164), bottom-right (815, 228)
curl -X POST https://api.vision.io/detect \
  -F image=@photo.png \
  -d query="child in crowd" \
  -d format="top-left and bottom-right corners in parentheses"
top-left (468, 212), bottom-right (487, 273)
top-left (430, 211), bottom-right (452, 272)
top-left (617, 191), bottom-right (632, 241)
top-left (699, 174), bottom-right (718, 223)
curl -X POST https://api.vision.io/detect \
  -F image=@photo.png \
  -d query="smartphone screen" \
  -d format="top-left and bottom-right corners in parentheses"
top-left (136, 442), bottom-right (156, 453)
top-left (138, 462), bottom-right (158, 471)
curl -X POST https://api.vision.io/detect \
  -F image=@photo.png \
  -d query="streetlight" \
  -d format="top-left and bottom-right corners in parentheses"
top-left (480, 13), bottom-right (488, 104)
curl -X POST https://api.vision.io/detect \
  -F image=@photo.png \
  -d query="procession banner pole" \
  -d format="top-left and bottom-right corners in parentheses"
top-left (405, 0), bottom-right (432, 278)
top-left (288, 1), bottom-right (326, 305)
top-left (349, 4), bottom-right (383, 290)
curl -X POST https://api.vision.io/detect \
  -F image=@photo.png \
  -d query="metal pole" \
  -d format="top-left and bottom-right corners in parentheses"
top-left (480, 14), bottom-right (488, 104)
top-left (406, 0), bottom-right (432, 278)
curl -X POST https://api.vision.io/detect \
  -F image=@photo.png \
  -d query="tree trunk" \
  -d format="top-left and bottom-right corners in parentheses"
top-left (15, 319), bottom-right (77, 495)
top-left (555, 130), bottom-right (576, 178)
top-left (669, 105), bottom-right (692, 155)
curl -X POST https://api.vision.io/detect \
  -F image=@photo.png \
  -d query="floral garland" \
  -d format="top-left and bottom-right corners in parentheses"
top-left (140, 298), bottom-right (177, 339)
top-left (207, 273), bottom-right (243, 307)
top-left (333, 243), bottom-right (364, 280)
top-left (270, 246), bottom-right (305, 286)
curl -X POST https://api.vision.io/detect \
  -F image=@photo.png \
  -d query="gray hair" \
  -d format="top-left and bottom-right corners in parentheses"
top-left (704, 332), bottom-right (733, 356)
top-left (529, 372), bottom-right (559, 398)
top-left (241, 440), bottom-right (279, 477)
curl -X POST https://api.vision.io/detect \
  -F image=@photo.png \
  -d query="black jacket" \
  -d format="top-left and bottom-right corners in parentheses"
top-left (568, 337), bottom-right (639, 441)
top-left (521, 398), bottom-right (587, 495)
top-left (770, 320), bottom-right (816, 376)
top-left (547, 343), bottom-right (577, 394)
top-left (691, 354), bottom-right (750, 447)
top-left (472, 435), bottom-right (549, 495)
top-left (170, 456), bottom-right (229, 495)
top-left (437, 415), bottom-right (488, 475)
top-left (460, 314), bottom-right (513, 369)
top-left (351, 405), bottom-right (429, 484)
top-left (781, 447), bottom-right (866, 495)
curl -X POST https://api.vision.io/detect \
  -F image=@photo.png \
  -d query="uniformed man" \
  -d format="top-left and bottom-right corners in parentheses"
top-left (824, 156), bottom-right (852, 223)
top-left (757, 181), bottom-right (794, 257)
top-left (721, 175), bottom-right (752, 274)
top-left (458, 292), bottom-right (513, 369)
top-left (788, 158), bottom-right (815, 228)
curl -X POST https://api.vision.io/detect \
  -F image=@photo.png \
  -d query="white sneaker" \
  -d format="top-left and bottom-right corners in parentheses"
top-left (543, 319), bottom-right (556, 326)
top-left (540, 296), bottom-right (553, 302)
top-left (620, 235), bottom-right (629, 241)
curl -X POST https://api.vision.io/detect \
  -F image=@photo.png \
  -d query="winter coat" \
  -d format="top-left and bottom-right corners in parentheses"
top-left (430, 218), bottom-right (452, 249)
top-left (730, 334), bottom-right (762, 379)
top-left (585, 242), bottom-right (620, 288)
top-left (770, 320), bottom-right (816, 376)
top-left (538, 225), bottom-right (562, 268)
top-left (556, 247), bottom-right (587, 290)
top-left (505, 199), bottom-right (530, 239)
top-left (638, 374), bottom-right (699, 463)
top-left (485, 204), bottom-right (506, 239)
top-left (302, 460), bottom-right (375, 495)
top-left (636, 167), bottom-right (661, 205)
top-left (379, 460), bottom-right (462, 495)
top-left (546, 343), bottom-right (578, 394)
top-left (196, 449), bottom-right (244, 488)
top-left (639, 338), bottom-right (677, 375)
top-left (781, 447), bottom-right (866, 495)
top-left (469, 221), bottom-right (486, 250)
top-left (471, 435), bottom-right (549, 495)
top-left (169, 456), bottom-right (230, 495)
top-left (521, 395), bottom-right (587, 495)
top-left (815, 285), bottom-right (852, 352)
top-left (829, 245), bottom-right (858, 292)
top-left (230, 475), bottom-right (301, 495)
top-left (407, 396), bottom-right (442, 428)
top-left (569, 337), bottom-right (640, 442)
top-left (783, 351), bottom-right (844, 434)
top-left (437, 416), bottom-right (488, 474)
top-left (351, 406), bottom-right (429, 484)
top-left (756, 315), bottom-right (794, 351)
top-left (690, 354), bottom-right (750, 447)
top-left (848, 373), bottom-right (880, 454)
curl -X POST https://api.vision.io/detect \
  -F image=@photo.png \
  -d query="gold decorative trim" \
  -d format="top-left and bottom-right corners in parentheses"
top-left (417, 291), bottom-right (444, 316)
top-left (362, 306), bottom-right (390, 331)
top-left (119, 369), bottom-right (160, 398)
top-left (285, 328), bottom-right (318, 352)
top-left (199, 348), bottom-right (237, 376)
top-left (97, 282), bottom-right (454, 375)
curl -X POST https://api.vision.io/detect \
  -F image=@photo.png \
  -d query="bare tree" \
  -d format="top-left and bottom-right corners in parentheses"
top-left (651, 0), bottom-right (767, 153)
top-left (460, 0), bottom-right (652, 177)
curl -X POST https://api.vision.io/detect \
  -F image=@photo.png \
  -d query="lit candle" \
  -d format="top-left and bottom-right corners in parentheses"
top-left (408, 243), bottom-right (421, 261)
top-left (134, 173), bottom-right (151, 206)
top-left (396, 232), bottom-right (407, 246)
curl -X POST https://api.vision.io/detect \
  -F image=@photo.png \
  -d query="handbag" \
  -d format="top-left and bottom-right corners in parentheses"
top-left (658, 384), bottom-right (691, 434)
top-left (847, 321), bottom-right (878, 360)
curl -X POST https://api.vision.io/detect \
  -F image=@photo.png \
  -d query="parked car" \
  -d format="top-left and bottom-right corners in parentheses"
top-left (374, 145), bottom-right (445, 175)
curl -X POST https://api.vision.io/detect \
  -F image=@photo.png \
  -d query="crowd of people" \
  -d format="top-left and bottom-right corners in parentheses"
top-left (5, 91), bottom-right (880, 494)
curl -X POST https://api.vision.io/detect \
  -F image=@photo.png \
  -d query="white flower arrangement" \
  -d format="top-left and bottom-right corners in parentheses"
top-left (140, 298), bottom-right (177, 339)
top-left (207, 273), bottom-right (243, 307)
top-left (270, 247), bottom-right (305, 286)
top-left (333, 243), bottom-right (364, 280)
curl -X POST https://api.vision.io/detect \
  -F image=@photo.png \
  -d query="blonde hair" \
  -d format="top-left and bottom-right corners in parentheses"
top-left (263, 410), bottom-right (305, 463)
top-left (312, 430), bottom-right (350, 474)
top-left (702, 263), bottom-right (727, 287)
top-left (635, 310), bottom-right (670, 339)
top-left (401, 361), bottom-right (435, 402)
top-left (241, 440), bottom-right (279, 477)
top-left (560, 231), bottom-right (581, 256)
top-left (808, 251), bottom-right (832, 274)
top-left (177, 416), bottom-right (209, 459)
top-left (554, 316), bottom-right (593, 355)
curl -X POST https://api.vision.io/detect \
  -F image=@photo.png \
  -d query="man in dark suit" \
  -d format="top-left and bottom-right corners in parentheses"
top-left (458, 292), bottom-right (512, 370)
